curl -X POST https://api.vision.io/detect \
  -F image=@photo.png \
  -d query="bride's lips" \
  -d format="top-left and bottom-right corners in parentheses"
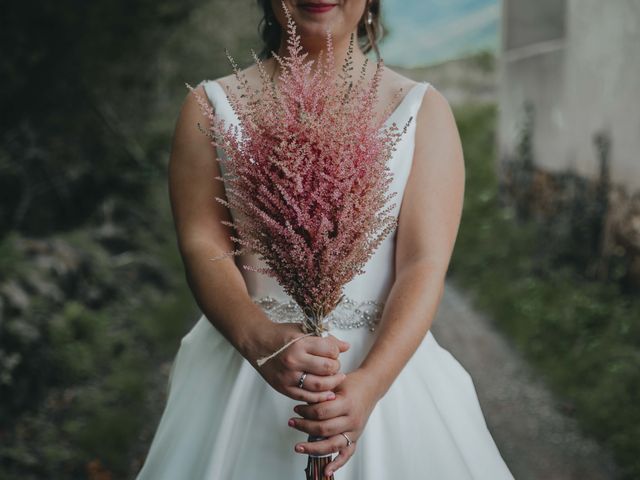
top-left (299, 2), bottom-right (337, 13)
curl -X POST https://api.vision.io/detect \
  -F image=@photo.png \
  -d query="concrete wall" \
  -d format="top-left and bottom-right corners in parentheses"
top-left (503, 0), bottom-right (566, 49)
top-left (498, 0), bottom-right (640, 190)
top-left (563, 0), bottom-right (640, 187)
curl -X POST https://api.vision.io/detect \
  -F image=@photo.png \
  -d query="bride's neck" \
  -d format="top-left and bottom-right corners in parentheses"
top-left (272, 31), bottom-right (370, 79)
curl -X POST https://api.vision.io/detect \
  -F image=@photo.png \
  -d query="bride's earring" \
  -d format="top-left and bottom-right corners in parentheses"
top-left (367, 9), bottom-right (373, 25)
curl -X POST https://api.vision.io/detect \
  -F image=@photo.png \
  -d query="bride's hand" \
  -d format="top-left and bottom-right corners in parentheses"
top-left (251, 322), bottom-right (351, 403)
top-left (288, 368), bottom-right (380, 477)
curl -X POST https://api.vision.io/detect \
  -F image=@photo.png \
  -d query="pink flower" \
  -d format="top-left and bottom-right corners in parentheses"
top-left (187, 2), bottom-right (412, 334)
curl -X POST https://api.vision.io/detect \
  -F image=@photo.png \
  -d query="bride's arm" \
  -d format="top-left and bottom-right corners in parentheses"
top-left (355, 83), bottom-right (465, 397)
top-left (289, 85), bottom-right (465, 475)
top-left (169, 84), bottom-right (350, 403)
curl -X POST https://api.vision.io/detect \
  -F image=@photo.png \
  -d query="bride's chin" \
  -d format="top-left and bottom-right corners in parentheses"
top-left (291, 14), bottom-right (338, 28)
top-left (294, 24), bottom-right (340, 42)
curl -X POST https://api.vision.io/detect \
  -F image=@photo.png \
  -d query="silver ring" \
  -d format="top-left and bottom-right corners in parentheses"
top-left (341, 432), bottom-right (353, 447)
top-left (297, 372), bottom-right (308, 389)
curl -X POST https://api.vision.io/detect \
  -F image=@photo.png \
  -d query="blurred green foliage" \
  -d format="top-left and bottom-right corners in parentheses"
top-left (450, 103), bottom-right (640, 480)
top-left (0, 0), bottom-right (270, 238)
top-left (0, 186), bottom-right (197, 478)
top-left (0, 0), bottom-right (201, 235)
top-left (0, 0), bottom-right (261, 477)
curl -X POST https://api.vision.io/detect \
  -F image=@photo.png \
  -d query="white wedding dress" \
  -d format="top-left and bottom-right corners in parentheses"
top-left (135, 79), bottom-right (515, 479)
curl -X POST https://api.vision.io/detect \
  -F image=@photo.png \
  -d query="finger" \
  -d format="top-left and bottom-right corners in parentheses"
top-left (306, 336), bottom-right (350, 358)
top-left (294, 396), bottom-right (347, 420)
top-left (289, 415), bottom-right (350, 438)
top-left (299, 354), bottom-right (341, 376)
top-left (325, 442), bottom-right (356, 477)
top-left (284, 387), bottom-right (336, 404)
top-left (280, 348), bottom-right (340, 374)
top-left (296, 372), bottom-right (346, 393)
top-left (305, 337), bottom-right (341, 359)
top-left (330, 335), bottom-right (351, 353)
top-left (294, 434), bottom-right (344, 456)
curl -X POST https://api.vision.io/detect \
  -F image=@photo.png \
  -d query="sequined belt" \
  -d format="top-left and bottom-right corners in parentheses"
top-left (252, 295), bottom-right (384, 332)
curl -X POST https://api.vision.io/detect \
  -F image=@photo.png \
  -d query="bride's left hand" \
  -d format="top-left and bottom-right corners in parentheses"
top-left (288, 367), bottom-right (380, 477)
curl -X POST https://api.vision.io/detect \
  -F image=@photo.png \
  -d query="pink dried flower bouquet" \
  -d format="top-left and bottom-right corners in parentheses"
top-left (186, 3), bottom-right (412, 338)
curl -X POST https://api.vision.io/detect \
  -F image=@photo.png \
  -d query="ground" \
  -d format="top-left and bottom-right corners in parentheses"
top-left (431, 280), bottom-right (618, 480)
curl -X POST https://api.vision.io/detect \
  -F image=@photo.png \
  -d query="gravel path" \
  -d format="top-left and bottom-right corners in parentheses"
top-left (431, 280), bottom-right (619, 480)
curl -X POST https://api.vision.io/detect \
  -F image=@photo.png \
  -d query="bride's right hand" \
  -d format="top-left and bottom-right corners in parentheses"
top-left (251, 322), bottom-right (350, 403)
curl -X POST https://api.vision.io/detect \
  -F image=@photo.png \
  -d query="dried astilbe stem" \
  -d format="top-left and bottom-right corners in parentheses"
top-left (183, 1), bottom-right (414, 478)
top-left (186, 0), bottom-right (410, 338)
top-left (306, 450), bottom-right (334, 480)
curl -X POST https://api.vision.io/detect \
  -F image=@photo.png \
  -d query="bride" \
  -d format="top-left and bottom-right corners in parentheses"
top-left (135, 1), bottom-right (515, 478)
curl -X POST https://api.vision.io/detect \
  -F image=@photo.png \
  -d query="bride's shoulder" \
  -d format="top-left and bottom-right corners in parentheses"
top-left (181, 71), bottom-right (239, 116)
top-left (205, 62), bottom-right (264, 92)
top-left (385, 67), bottom-right (449, 111)
top-left (194, 73), bottom-right (231, 98)
top-left (201, 71), bottom-right (236, 91)
top-left (176, 73), bottom-right (233, 129)
top-left (380, 67), bottom-right (453, 137)
top-left (380, 66), bottom-right (420, 90)
top-left (194, 65), bottom-right (267, 108)
top-left (375, 66), bottom-right (441, 117)
top-left (381, 66), bottom-right (442, 99)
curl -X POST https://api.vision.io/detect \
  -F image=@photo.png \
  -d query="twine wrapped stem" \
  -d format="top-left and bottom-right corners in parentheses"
top-left (255, 296), bottom-right (345, 479)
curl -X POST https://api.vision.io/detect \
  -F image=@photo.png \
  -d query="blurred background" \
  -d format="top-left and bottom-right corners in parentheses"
top-left (0, 0), bottom-right (638, 478)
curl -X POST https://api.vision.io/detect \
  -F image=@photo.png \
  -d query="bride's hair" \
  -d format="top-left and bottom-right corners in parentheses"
top-left (256, 0), bottom-right (385, 61)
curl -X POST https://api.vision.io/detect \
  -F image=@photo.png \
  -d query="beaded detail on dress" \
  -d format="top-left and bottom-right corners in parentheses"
top-left (252, 295), bottom-right (384, 332)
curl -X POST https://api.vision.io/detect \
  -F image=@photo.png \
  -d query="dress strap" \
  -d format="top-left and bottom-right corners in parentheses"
top-left (384, 81), bottom-right (431, 126)
top-left (199, 80), bottom-right (224, 113)
top-left (411, 81), bottom-right (431, 116)
top-left (201, 79), bottom-right (240, 124)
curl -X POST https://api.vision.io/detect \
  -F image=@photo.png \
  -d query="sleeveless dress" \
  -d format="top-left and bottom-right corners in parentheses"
top-left (135, 79), bottom-right (515, 479)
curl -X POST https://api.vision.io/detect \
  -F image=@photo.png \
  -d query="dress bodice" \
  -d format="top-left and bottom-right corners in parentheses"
top-left (201, 78), bottom-right (430, 328)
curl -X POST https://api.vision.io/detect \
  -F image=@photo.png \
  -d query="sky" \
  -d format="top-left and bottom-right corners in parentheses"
top-left (378, 0), bottom-right (500, 67)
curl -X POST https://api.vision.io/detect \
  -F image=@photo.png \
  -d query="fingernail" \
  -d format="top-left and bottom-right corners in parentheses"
top-left (295, 445), bottom-right (305, 453)
top-left (293, 406), bottom-right (300, 413)
top-left (327, 391), bottom-right (336, 400)
top-left (326, 470), bottom-right (333, 476)
top-left (288, 419), bottom-right (295, 427)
